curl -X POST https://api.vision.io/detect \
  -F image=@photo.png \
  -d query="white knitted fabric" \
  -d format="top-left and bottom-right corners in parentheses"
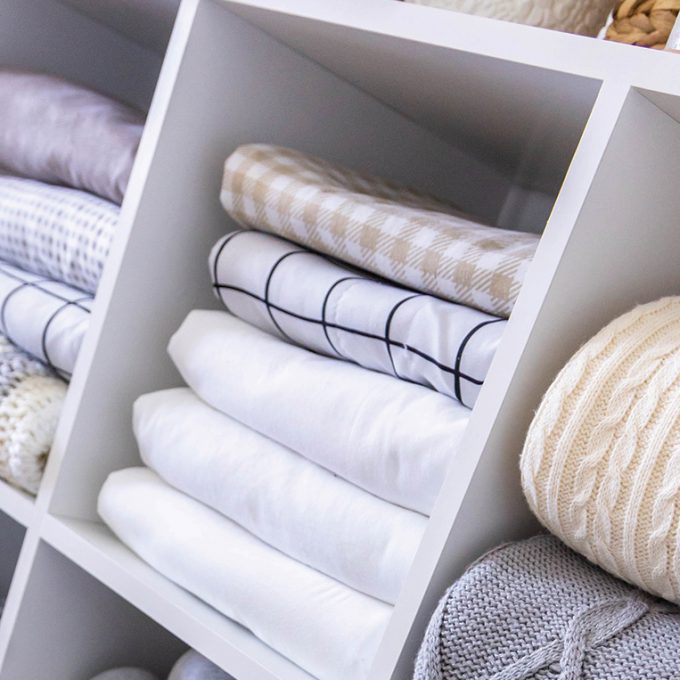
top-left (521, 296), bottom-right (680, 605)
top-left (403, 0), bottom-right (613, 36)
top-left (0, 335), bottom-right (67, 494)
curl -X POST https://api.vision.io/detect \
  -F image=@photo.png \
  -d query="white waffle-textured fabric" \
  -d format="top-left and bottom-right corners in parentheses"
top-left (521, 297), bottom-right (680, 605)
top-left (0, 176), bottom-right (118, 293)
top-left (220, 144), bottom-right (538, 317)
top-left (404, 0), bottom-right (613, 36)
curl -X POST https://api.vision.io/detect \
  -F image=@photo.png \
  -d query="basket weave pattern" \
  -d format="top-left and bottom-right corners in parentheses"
top-left (606, 0), bottom-right (680, 48)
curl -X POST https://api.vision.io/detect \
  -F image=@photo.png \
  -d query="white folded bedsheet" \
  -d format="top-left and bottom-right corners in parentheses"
top-left (210, 230), bottom-right (505, 407)
top-left (99, 468), bottom-right (391, 680)
top-left (0, 261), bottom-right (91, 377)
top-left (135, 388), bottom-right (427, 604)
top-left (168, 311), bottom-right (470, 515)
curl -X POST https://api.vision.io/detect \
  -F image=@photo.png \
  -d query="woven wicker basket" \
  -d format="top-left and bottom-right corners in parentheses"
top-left (606, 0), bottom-right (680, 48)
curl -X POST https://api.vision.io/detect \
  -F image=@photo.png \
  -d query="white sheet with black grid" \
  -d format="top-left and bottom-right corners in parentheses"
top-left (0, 261), bottom-right (92, 378)
top-left (0, 176), bottom-right (118, 294)
top-left (210, 230), bottom-right (506, 407)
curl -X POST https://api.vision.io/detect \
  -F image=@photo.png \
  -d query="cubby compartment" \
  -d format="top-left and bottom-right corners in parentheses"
top-left (46, 0), bottom-right (600, 524)
top-left (0, 540), bottom-right (186, 680)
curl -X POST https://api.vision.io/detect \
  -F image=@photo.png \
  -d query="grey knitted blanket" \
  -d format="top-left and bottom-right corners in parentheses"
top-left (414, 535), bottom-right (680, 679)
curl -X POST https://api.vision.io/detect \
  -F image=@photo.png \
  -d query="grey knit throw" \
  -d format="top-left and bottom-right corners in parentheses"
top-left (414, 535), bottom-right (680, 679)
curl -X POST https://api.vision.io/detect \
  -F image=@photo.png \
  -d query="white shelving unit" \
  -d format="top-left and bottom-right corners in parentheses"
top-left (1, 0), bottom-right (680, 678)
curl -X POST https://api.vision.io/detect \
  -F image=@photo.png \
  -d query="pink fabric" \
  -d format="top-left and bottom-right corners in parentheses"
top-left (0, 71), bottom-right (144, 204)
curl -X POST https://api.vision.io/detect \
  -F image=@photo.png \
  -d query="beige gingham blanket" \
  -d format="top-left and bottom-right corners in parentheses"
top-left (220, 144), bottom-right (539, 317)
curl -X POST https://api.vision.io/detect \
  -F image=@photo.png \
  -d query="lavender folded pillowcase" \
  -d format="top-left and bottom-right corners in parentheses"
top-left (0, 70), bottom-right (145, 205)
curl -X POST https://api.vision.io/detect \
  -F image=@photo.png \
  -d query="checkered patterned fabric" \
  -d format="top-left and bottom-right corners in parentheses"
top-left (0, 176), bottom-right (118, 294)
top-left (0, 261), bottom-right (92, 378)
top-left (211, 230), bottom-right (505, 407)
top-left (220, 144), bottom-right (539, 317)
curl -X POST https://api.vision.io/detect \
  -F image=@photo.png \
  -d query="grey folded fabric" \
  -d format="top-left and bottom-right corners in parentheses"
top-left (414, 534), bottom-right (680, 679)
top-left (0, 70), bottom-right (144, 204)
top-left (168, 650), bottom-right (233, 680)
top-left (89, 669), bottom-right (158, 680)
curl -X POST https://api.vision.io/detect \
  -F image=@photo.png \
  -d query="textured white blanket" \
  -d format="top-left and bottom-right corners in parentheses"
top-left (99, 468), bottom-right (391, 680)
top-left (135, 388), bottom-right (426, 604)
top-left (168, 311), bottom-right (469, 514)
top-left (0, 176), bottom-right (117, 293)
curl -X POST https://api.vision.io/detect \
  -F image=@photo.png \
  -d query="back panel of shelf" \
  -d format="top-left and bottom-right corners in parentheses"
top-left (0, 0), bottom-right (164, 110)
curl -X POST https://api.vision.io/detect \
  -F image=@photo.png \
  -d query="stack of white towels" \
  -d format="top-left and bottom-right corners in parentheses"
top-left (98, 145), bottom-right (539, 679)
top-left (0, 70), bottom-right (143, 493)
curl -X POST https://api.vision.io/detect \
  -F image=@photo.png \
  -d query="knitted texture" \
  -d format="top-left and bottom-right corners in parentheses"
top-left (521, 297), bottom-right (680, 604)
top-left (0, 335), bottom-right (66, 494)
top-left (403, 0), bottom-right (614, 36)
top-left (413, 534), bottom-right (680, 679)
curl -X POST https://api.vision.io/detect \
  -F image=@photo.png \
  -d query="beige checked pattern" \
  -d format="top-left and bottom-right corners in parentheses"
top-left (220, 144), bottom-right (539, 317)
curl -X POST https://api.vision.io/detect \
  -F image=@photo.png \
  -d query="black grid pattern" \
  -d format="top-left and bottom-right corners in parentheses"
top-left (210, 230), bottom-right (506, 408)
top-left (0, 261), bottom-right (92, 378)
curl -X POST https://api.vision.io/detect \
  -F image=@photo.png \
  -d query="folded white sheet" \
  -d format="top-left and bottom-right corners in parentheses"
top-left (210, 230), bottom-right (505, 407)
top-left (167, 650), bottom-right (233, 680)
top-left (168, 311), bottom-right (469, 515)
top-left (99, 468), bottom-right (391, 680)
top-left (135, 388), bottom-right (426, 604)
top-left (0, 261), bottom-right (91, 377)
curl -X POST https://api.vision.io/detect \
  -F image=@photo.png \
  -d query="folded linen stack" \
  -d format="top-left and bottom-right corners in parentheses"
top-left (99, 145), bottom-right (539, 679)
top-left (0, 70), bottom-right (144, 493)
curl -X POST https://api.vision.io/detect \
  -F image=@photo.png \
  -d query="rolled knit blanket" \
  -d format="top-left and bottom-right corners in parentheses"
top-left (521, 296), bottom-right (680, 605)
top-left (0, 335), bottom-right (66, 494)
top-left (167, 650), bottom-right (233, 680)
top-left (220, 144), bottom-right (538, 317)
top-left (414, 534), bottom-right (680, 679)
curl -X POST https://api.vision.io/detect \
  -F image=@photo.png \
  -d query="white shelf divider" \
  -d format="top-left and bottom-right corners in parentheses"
top-left (1, 1), bottom-right (680, 679)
